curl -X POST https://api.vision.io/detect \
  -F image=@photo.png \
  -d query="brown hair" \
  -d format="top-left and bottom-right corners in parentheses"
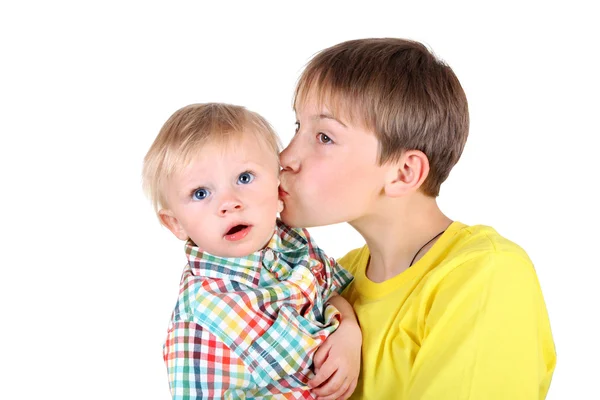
top-left (295, 38), bottom-right (469, 196)
top-left (142, 103), bottom-right (280, 214)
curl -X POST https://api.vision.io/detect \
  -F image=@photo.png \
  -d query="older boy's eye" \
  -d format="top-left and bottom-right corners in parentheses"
top-left (294, 121), bottom-right (300, 134)
top-left (192, 188), bottom-right (210, 200)
top-left (317, 133), bottom-right (333, 144)
top-left (237, 172), bottom-right (255, 185)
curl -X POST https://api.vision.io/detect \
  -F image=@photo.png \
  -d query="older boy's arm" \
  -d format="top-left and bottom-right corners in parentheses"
top-left (308, 294), bottom-right (362, 400)
top-left (407, 253), bottom-right (556, 400)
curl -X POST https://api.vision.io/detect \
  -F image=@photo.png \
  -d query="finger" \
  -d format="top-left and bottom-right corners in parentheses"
top-left (308, 362), bottom-right (337, 389)
top-left (311, 369), bottom-right (346, 397)
top-left (338, 378), bottom-right (357, 400)
top-left (315, 376), bottom-right (350, 400)
top-left (312, 342), bottom-right (331, 370)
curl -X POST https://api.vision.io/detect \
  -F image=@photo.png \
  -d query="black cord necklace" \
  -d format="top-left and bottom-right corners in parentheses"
top-left (408, 230), bottom-right (446, 267)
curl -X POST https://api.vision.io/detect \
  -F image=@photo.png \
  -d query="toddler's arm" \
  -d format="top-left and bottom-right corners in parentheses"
top-left (164, 320), bottom-right (250, 399)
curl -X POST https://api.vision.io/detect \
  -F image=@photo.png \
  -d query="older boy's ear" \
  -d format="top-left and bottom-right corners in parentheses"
top-left (384, 150), bottom-right (430, 197)
top-left (158, 209), bottom-right (189, 241)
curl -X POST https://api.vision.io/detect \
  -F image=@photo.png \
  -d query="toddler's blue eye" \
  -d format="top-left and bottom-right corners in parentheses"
top-left (238, 172), bottom-right (255, 185)
top-left (193, 188), bottom-right (210, 200)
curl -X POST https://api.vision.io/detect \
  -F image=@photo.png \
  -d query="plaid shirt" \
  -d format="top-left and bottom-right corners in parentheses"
top-left (164, 220), bottom-right (354, 399)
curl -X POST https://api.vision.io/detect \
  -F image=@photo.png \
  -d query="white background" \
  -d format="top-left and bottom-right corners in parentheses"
top-left (1, 1), bottom-right (597, 399)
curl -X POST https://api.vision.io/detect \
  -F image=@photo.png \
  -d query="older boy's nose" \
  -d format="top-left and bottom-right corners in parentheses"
top-left (280, 140), bottom-right (300, 172)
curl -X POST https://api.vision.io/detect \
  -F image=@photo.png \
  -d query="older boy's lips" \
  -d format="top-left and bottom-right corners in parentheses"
top-left (278, 186), bottom-right (289, 198)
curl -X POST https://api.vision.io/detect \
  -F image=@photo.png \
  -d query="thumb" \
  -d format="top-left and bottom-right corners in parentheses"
top-left (313, 341), bottom-right (331, 370)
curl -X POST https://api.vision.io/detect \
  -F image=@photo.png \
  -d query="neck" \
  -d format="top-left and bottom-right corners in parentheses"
top-left (349, 191), bottom-right (452, 282)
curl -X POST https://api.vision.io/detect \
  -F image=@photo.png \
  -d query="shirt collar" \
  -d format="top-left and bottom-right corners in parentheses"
top-left (184, 219), bottom-right (309, 278)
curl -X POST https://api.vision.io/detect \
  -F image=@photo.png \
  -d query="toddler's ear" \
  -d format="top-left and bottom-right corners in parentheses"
top-left (158, 209), bottom-right (189, 241)
top-left (278, 199), bottom-right (285, 213)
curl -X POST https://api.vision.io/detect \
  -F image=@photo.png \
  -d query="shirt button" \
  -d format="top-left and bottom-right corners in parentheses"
top-left (264, 249), bottom-right (275, 262)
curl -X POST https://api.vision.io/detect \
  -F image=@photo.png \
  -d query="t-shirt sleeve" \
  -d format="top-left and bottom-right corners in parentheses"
top-left (406, 251), bottom-right (557, 399)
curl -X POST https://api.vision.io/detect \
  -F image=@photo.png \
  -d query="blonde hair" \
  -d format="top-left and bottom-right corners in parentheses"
top-left (142, 103), bottom-right (281, 214)
top-left (295, 38), bottom-right (469, 197)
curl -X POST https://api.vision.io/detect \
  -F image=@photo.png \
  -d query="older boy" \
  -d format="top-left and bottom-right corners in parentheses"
top-left (280, 38), bottom-right (556, 399)
top-left (143, 103), bottom-right (360, 399)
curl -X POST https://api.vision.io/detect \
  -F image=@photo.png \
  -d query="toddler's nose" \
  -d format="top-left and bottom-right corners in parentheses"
top-left (219, 199), bottom-right (243, 215)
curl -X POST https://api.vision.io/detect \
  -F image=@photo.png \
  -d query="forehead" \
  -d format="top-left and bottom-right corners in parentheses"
top-left (294, 85), bottom-right (366, 129)
top-left (185, 130), bottom-right (278, 172)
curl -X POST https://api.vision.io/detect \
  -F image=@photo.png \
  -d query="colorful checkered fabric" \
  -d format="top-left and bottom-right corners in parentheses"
top-left (164, 219), bottom-right (354, 399)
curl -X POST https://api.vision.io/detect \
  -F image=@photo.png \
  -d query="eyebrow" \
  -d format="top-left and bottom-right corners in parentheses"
top-left (315, 113), bottom-right (347, 128)
top-left (181, 161), bottom-right (268, 194)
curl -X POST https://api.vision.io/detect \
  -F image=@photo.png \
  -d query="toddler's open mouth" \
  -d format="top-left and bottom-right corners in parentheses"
top-left (226, 224), bottom-right (247, 235)
top-left (224, 224), bottom-right (252, 241)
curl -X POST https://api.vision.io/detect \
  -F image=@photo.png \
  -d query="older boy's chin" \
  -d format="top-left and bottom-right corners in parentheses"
top-left (280, 206), bottom-right (332, 228)
top-left (279, 207), bottom-right (303, 227)
top-left (279, 207), bottom-right (320, 228)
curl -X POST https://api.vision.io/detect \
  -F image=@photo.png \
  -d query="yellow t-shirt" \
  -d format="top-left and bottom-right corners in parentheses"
top-left (340, 222), bottom-right (556, 400)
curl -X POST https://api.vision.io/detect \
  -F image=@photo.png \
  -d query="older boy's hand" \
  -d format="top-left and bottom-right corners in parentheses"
top-left (308, 300), bottom-right (361, 400)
